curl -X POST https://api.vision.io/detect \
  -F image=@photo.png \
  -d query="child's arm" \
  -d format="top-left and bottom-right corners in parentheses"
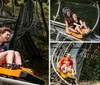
top-left (72, 68), bottom-right (75, 76)
top-left (70, 60), bottom-right (75, 76)
top-left (79, 20), bottom-right (83, 25)
top-left (79, 20), bottom-right (84, 27)
top-left (73, 22), bottom-right (81, 27)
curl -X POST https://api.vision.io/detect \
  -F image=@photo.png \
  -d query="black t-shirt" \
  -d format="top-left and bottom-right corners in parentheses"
top-left (72, 18), bottom-right (81, 28)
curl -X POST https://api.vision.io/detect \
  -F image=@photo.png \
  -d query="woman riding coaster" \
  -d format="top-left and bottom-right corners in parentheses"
top-left (72, 14), bottom-right (89, 34)
top-left (64, 9), bottom-right (78, 34)
top-left (0, 27), bottom-right (22, 69)
top-left (58, 53), bottom-right (75, 77)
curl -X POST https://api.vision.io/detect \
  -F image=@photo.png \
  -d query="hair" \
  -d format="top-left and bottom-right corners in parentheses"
top-left (66, 11), bottom-right (72, 18)
top-left (64, 53), bottom-right (71, 58)
top-left (72, 13), bottom-right (77, 16)
top-left (0, 27), bottom-right (11, 34)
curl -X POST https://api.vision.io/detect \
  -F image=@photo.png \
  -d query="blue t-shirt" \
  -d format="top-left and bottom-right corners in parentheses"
top-left (0, 44), bottom-right (8, 52)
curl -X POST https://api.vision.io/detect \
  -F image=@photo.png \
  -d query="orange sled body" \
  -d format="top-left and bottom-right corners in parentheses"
top-left (0, 67), bottom-right (44, 85)
top-left (57, 68), bottom-right (76, 79)
top-left (66, 27), bottom-right (92, 39)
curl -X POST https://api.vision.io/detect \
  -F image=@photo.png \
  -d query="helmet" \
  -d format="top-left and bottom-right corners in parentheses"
top-left (62, 7), bottom-right (71, 15)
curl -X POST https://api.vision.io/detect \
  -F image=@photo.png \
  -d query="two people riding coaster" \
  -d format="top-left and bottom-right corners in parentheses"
top-left (62, 7), bottom-right (92, 39)
top-left (57, 53), bottom-right (76, 79)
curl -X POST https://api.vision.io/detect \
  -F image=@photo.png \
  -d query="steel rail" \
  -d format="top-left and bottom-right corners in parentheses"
top-left (51, 43), bottom-right (73, 85)
top-left (92, 4), bottom-right (99, 31)
top-left (51, 2), bottom-right (100, 41)
top-left (53, 0), bottom-right (61, 21)
top-left (51, 20), bottom-right (83, 41)
top-left (0, 77), bottom-right (38, 85)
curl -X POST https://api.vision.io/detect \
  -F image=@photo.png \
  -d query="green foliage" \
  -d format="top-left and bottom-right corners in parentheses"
top-left (32, 35), bottom-right (48, 46)
top-left (42, 0), bottom-right (48, 3)
top-left (42, 2), bottom-right (48, 20)
top-left (3, 0), bottom-right (9, 4)
top-left (80, 54), bottom-right (100, 80)
top-left (60, 0), bottom-right (97, 4)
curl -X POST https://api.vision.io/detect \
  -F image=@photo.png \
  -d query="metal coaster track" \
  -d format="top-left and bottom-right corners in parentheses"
top-left (92, 3), bottom-right (99, 31)
top-left (0, 0), bottom-right (3, 11)
top-left (0, 0), bottom-right (47, 84)
top-left (51, 43), bottom-right (99, 85)
top-left (50, 20), bottom-right (100, 41)
top-left (50, 20), bottom-right (83, 41)
top-left (50, 1), bottom-right (100, 41)
top-left (0, 16), bottom-right (17, 25)
top-left (51, 43), bottom-right (90, 85)
top-left (51, 43), bottom-right (71, 85)
top-left (0, 77), bottom-right (38, 85)
top-left (53, 0), bottom-right (61, 21)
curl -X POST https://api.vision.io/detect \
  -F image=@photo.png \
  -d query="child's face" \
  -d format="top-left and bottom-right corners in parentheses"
top-left (67, 56), bottom-right (71, 60)
top-left (65, 54), bottom-right (71, 60)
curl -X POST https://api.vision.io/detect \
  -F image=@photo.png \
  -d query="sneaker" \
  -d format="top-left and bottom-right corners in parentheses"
top-left (13, 64), bottom-right (21, 69)
top-left (7, 63), bottom-right (14, 69)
